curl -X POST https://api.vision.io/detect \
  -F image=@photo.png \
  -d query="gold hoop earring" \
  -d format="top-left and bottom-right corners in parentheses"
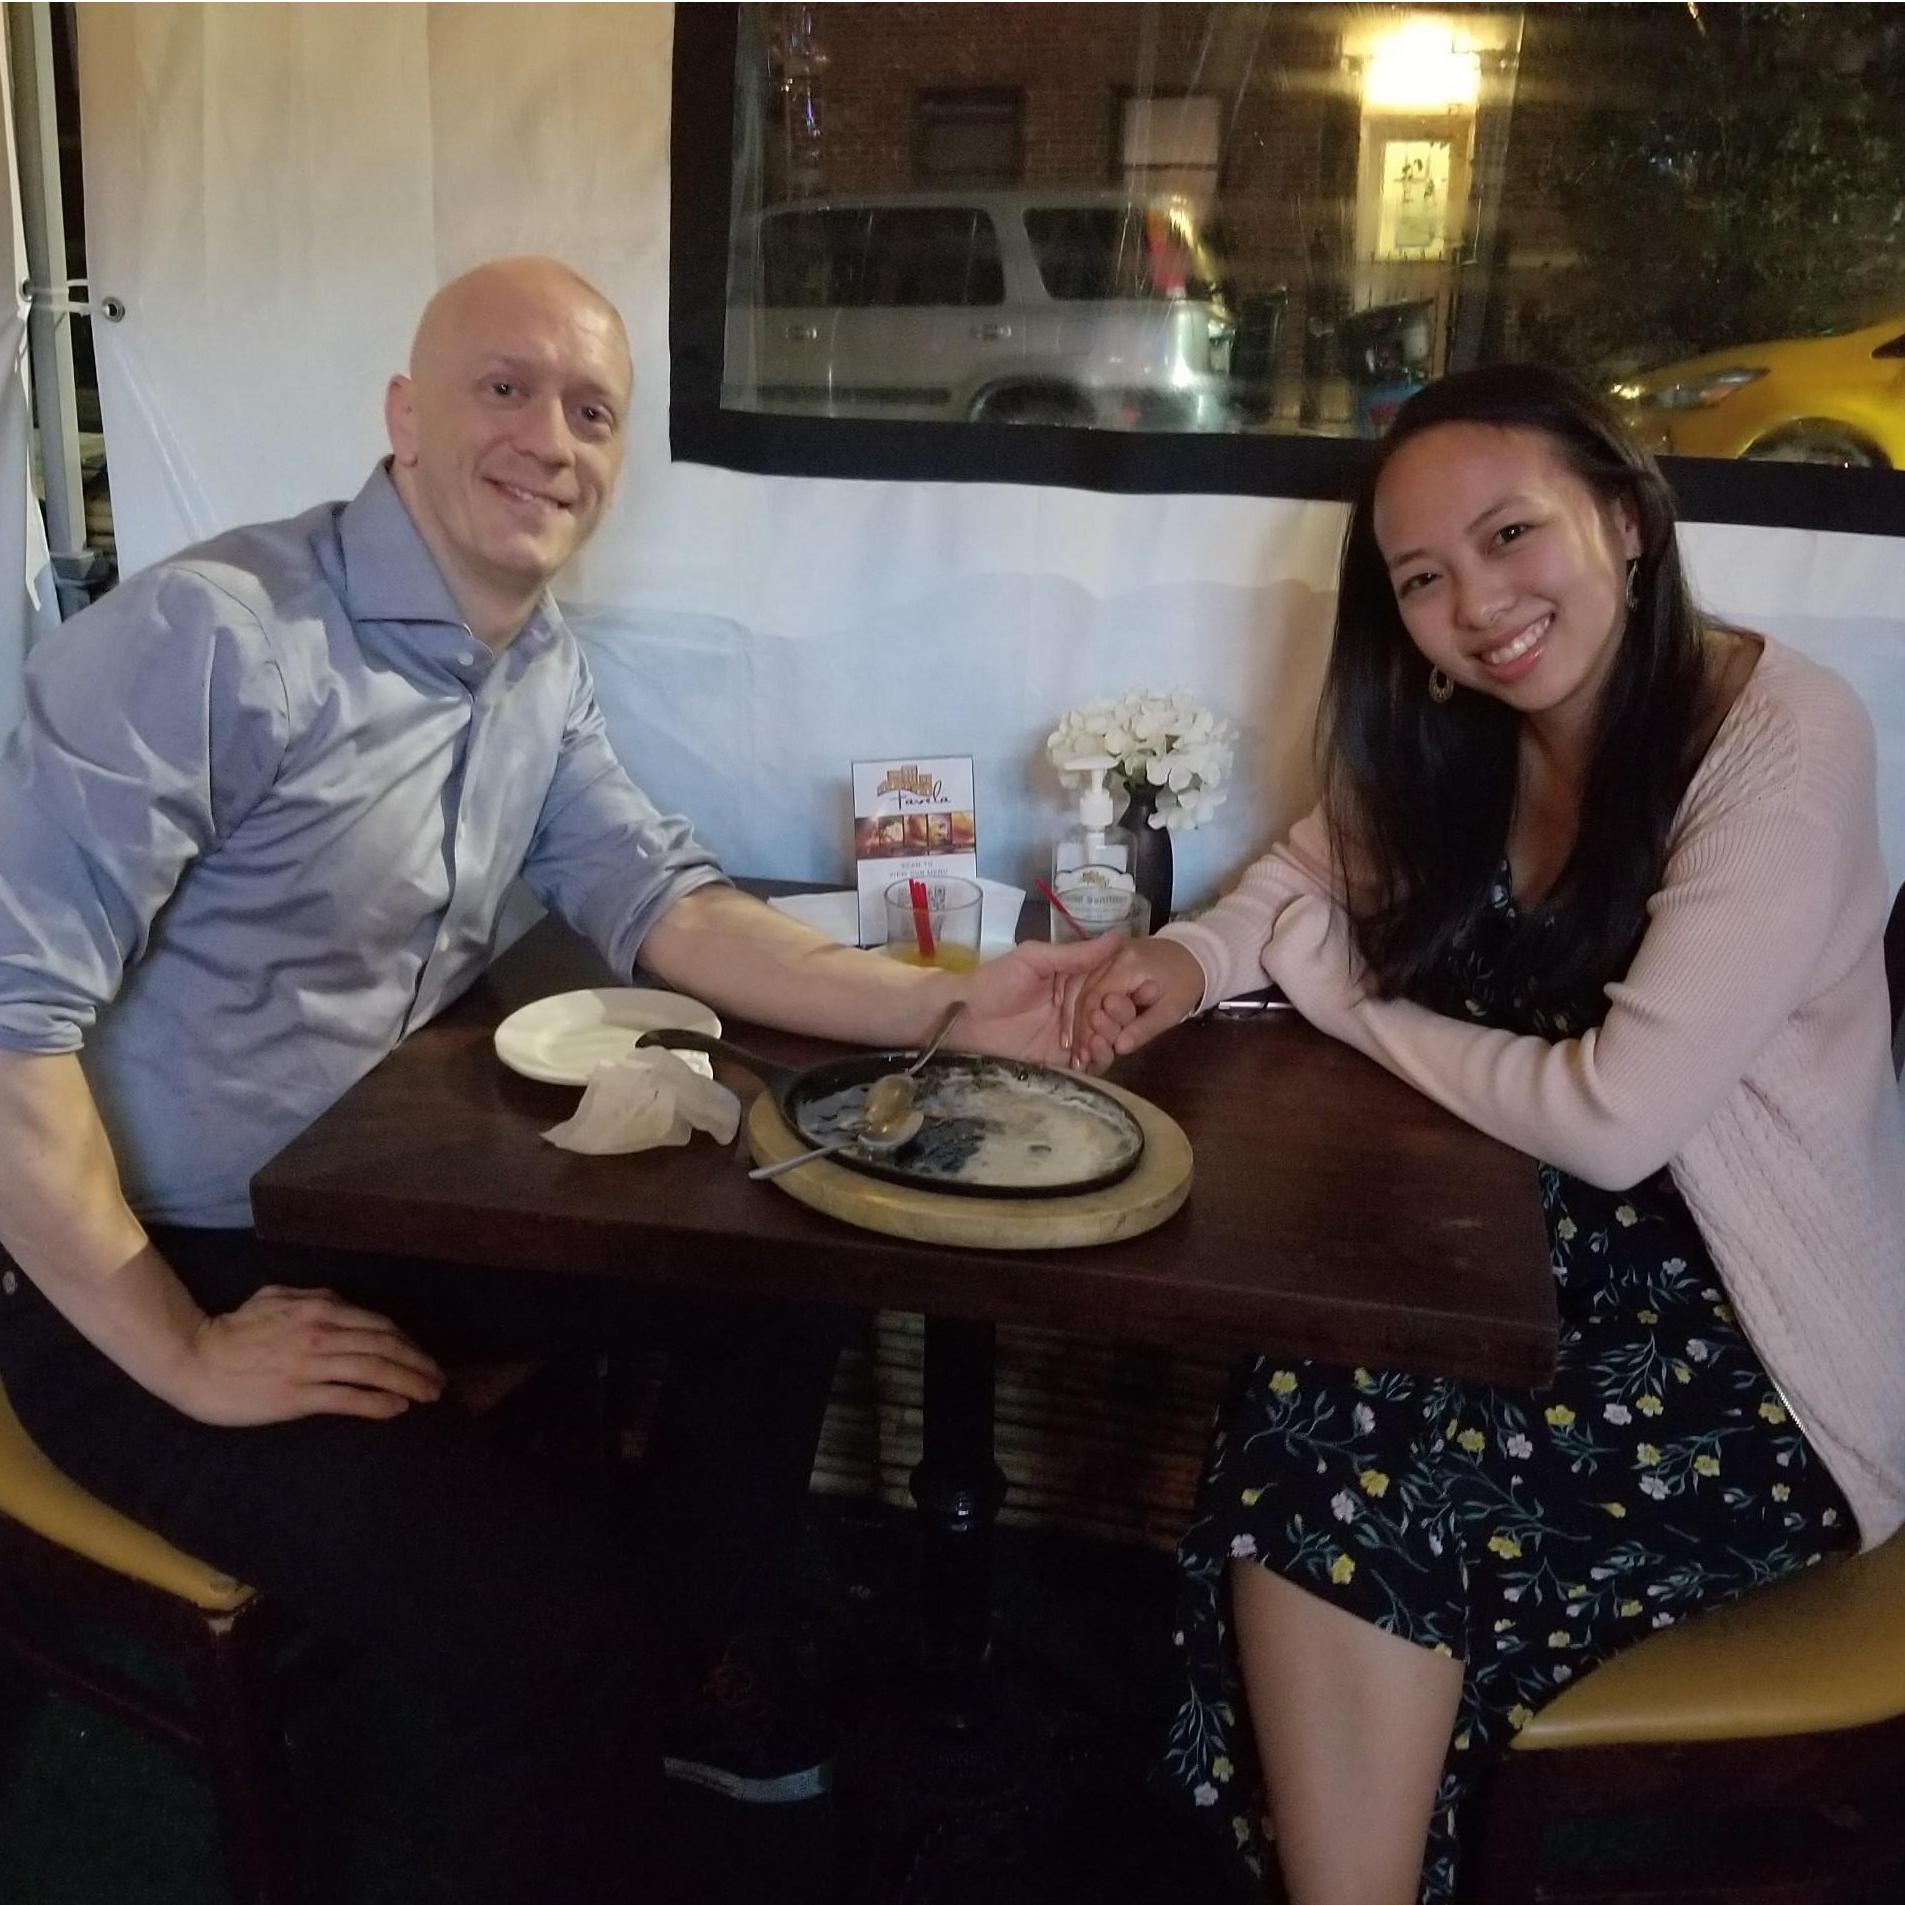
top-left (1428, 666), bottom-right (1454, 704)
top-left (1625, 559), bottom-right (1641, 611)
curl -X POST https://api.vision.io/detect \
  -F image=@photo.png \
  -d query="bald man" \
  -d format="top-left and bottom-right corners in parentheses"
top-left (0, 258), bottom-right (1116, 1901)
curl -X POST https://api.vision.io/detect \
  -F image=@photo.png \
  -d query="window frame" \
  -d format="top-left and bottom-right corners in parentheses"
top-left (669, 5), bottom-right (1905, 535)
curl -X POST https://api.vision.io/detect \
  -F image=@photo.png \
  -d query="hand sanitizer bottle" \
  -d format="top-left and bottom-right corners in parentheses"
top-left (1053, 756), bottom-right (1137, 935)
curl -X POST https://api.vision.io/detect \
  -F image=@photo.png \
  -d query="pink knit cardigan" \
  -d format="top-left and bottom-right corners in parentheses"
top-left (1163, 639), bottom-right (1905, 1547)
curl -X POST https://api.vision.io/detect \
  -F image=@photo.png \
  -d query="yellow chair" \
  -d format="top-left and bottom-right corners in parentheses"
top-left (0, 1378), bottom-right (301, 1904)
top-left (1473, 891), bottom-right (1905, 1905)
top-left (0, 1343), bottom-right (566, 1905)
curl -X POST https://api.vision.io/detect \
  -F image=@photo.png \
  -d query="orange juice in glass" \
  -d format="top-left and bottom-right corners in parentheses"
top-left (882, 876), bottom-right (983, 971)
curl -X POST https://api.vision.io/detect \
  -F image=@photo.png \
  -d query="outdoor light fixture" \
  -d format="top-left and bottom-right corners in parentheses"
top-left (1362, 20), bottom-right (1482, 113)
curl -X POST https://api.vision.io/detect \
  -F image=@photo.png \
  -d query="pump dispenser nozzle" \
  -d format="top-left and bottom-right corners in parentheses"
top-left (1062, 755), bottom-right (1117, 829)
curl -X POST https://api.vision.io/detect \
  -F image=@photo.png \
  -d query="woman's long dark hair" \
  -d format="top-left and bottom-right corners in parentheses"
top-left (1322, 363), bottom-right (1709, 1004)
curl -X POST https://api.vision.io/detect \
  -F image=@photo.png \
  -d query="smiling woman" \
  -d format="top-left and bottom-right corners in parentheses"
top-left (1063, 362), bottom-right (1905, 1905)
top-left (1323, 366), bottom-right (1707, 1002)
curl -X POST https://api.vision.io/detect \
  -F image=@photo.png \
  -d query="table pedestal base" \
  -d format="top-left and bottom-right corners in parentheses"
top-left (836, 1317), bottom-right (1122, 1901)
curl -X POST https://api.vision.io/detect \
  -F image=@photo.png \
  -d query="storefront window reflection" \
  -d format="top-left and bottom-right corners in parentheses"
top-left (721, 2), bottom-right (1905, 470)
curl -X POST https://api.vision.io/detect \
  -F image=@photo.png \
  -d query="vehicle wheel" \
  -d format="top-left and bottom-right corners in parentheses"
top-left (1744, 424), bottom-right (1889, 469)
top-left (971, 385), bottom-right (1089, 428)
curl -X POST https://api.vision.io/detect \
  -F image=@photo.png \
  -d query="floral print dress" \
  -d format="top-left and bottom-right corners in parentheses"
top-left (1162, 871), bottom-right (1854, 1904)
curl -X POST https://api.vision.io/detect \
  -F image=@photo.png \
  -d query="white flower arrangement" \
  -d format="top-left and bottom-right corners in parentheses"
top-left (1046, 688), bottom-right (1235, 831)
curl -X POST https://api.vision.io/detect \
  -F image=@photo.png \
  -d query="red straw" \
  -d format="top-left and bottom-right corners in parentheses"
top-left (908, 877), bottom-right (936, 960)
top-left (1035, 876), bottom-right (1089, 940)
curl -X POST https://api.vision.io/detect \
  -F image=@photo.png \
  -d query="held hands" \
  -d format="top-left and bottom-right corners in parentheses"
top-left (951, 933), bottom-right (1128, 1071)
top-left (175, 1285), bottom-right (446, 1427)
top-left (1069, 937), bottom-right (1207, 1072)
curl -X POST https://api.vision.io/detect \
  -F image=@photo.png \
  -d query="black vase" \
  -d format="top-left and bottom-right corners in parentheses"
top-left (1122, 783), bottom-right (1173, 930)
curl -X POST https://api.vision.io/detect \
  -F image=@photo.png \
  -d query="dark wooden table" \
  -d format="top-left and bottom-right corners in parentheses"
top-left (254, 908), bottom-right (1553, 1735)
top-left (253, 915), bottom-right (1555, 1386)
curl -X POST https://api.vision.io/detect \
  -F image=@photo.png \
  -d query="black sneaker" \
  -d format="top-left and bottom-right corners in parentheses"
top-left (662, 1634), bottom-right (837, 1805)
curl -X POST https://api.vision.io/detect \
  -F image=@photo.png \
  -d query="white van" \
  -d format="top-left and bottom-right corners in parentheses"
top-left (725, 189), bottom-right (1268, 431)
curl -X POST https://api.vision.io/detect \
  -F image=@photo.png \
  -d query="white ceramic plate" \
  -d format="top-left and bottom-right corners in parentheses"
top-left (492, 988), bottom-right (721, 1087)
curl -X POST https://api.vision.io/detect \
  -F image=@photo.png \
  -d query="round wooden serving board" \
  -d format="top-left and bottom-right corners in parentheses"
top-left (745, 1077), bottom-right (1192, 1249)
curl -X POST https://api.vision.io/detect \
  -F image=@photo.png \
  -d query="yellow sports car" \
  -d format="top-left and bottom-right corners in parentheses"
top-left (1610, 312), bottom-right (1905, 468)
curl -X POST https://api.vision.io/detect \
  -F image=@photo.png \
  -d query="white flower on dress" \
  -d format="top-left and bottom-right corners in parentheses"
top-left (1639, 1476), bottom-right (1670, 1500)
top-left (1230, 1534), bottom-right (1259, 1560)
top-left (1331, 1490), bottom-right (1359, 1523)
top-left (1353, 1403), bottom-right (1376, 1436)
top-left (1685, 1339), bottom-right (1711, 1362)
top-left (1193, 1782), bottom-right (1220, 1808)
top-left (1504, 1432), bottom-right (1533, 1459)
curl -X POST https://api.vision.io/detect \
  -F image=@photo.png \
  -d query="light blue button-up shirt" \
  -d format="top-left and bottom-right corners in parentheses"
top-left (0, 467), bottom-right (726, 1227)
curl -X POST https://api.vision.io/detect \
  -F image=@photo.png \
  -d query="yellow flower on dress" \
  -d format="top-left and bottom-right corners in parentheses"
top-left (1211, 1756), bottom-right (1234, 1782)
top-left (1673, 1364), bottom-right (1692, 1384)
top-left (1358, 1469), bottom-right (1390, 1498)
top-left (1268, 1369), bottom-right (1298, 1396)
top-left (1453, 1729), bottom-right (1472, 1751)
top-left (1547, 1630), bottom-right (1572, 1648)
top-left (1759, 1400), bottom-right (1787, 1425)
top-left (1240, 1486), bottom-right (1264, 1506)
top-left (1637, 1444), bottom-right (1661, 1466)
top-left (1619, 1599), bottom-right (1643, 1617)
top-left (1637, 1308), bottom-right (1659, 1325)
top-left (1772, 1483), bottom-right (1791, 1502)
top-left (1329, 1553), bottom-right (1356, 1585)
top-left (1508, 1703), bottom-right (1534, 1730)
top-left (1487, 1533), bottom-right (1522, 1559)
top-left (1353, 1367), bottom-right (1375, 1389)
top-left (1458, 1428), bottom-right (1486, 1453)
top-left (1614, 1204), bottom-right (1638, 1226)
top-left (1713, 1302), bottom-right (1735, 1323)
top-left (1635, 1394), bottom-right (1663, 1416)
top-left (1693, 1454), bottom-right (1720, 1477)
top-left (1600, 1501), bottom-right (1628, 1517)
top-left (1555, 1217), bottom-right (1577, 1241)
top-left (1544, 1404), bottom-right (1576, 1428)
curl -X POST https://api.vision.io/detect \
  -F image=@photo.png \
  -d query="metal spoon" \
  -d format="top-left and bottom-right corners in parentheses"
top-left (855, 1001), bottom-right (967, 1133)
top-left (748, 1103), bottom-right (926, 1182)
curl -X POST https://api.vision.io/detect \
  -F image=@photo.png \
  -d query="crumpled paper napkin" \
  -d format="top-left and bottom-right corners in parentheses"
top-left (541, 1047), bottom-right (741, 1155)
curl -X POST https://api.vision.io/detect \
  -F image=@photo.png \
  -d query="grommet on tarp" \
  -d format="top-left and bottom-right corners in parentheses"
top-left (20, 277), bottom-right (122, 320)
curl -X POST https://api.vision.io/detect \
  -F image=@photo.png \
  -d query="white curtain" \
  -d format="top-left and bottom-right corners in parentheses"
top-left (79, 3), bottom-right (1905, 899)
top-left (0, 22), bottom-right (57, 742)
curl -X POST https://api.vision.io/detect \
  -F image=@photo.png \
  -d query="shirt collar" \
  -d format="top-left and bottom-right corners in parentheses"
top-left (336, 462), bottom-right (561, 653)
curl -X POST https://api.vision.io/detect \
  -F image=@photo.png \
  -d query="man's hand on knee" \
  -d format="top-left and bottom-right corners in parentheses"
top-left (179, 1285), bottom-right (446, 1426)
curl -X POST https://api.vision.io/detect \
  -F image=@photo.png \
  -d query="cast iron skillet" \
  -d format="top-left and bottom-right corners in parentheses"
top-left (634, 1029), bottom-right (1145, 1199)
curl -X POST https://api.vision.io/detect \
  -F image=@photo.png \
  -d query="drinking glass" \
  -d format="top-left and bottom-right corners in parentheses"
top-left (882, 876), bottom-right (983, 972)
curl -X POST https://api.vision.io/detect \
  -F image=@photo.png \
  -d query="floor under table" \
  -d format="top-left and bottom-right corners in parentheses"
top-left (2, 1498), bottom-right (1899, 1905)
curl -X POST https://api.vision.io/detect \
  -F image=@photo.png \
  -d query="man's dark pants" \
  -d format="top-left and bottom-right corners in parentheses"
top-left (0, 1228), bottom-right (849, 1904)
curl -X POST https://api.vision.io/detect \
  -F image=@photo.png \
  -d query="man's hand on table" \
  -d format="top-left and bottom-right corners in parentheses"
top-left (175, 1286), bottom-right (446, 1427)
top-left (1070, 938), bottom-right (1208, 1071)
top-left (952, 934), bottom-right (1127, 1072)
